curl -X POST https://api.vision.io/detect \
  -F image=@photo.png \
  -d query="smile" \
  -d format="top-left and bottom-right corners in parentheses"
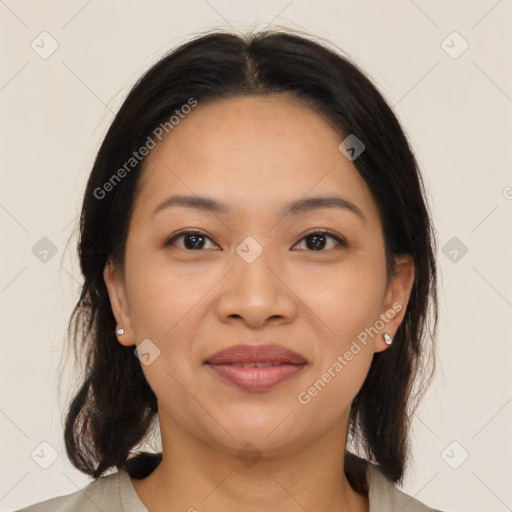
top-left (205, 362), bottom-right (307, 391)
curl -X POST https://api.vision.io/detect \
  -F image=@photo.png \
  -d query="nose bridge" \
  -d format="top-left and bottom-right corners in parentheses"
top-left (233, 237), bottom-right (281, 298)
top-left (215, 235), bottom-right (297, 326)
top-left (238, 244), bottom-right (275, 285)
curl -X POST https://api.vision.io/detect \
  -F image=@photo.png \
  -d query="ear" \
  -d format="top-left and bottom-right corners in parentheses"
top-left (103, 258), bottom-right (136, 347)
top-left (374, 254), bottom-right (415, 353)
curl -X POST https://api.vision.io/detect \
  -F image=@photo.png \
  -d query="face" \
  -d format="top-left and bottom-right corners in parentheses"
top-left (104, 94), bottom-right (414, 458)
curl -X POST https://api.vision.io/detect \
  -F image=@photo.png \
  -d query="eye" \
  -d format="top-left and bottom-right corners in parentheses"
top-left (293, 230), bottom-right (346, 251)
top-left (164, 230), bottom-right (219, 251)
top-left (164, 229), bottom-right (346, 252)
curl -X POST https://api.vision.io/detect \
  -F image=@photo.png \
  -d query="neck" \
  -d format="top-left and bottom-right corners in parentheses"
top-left (130, 417), bottom-right (369, 512)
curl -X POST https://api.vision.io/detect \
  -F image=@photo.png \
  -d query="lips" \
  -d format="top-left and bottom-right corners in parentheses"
top-left (205, 344), bottom-right (307, 392)
top-left (205, 344), bottom-right (307, 365)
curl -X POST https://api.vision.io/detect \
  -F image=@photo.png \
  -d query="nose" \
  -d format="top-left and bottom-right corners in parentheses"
top-left (215, 246), bottom-right (298, 329)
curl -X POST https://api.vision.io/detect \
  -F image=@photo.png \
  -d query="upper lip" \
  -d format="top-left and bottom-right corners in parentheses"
top-left (205, 344), bottom-right (307, 365)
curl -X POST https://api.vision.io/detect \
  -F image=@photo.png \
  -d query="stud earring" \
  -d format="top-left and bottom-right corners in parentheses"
top-left (116, 327), bottom-right (125, 335)
top-left (383, 332), bottom-right (392, 345)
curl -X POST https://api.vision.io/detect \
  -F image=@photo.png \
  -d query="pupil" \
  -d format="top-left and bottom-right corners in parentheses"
top-left (185, 234), bottom-right (204, 249)
top-left (308, 234), bottom-right (325, 250)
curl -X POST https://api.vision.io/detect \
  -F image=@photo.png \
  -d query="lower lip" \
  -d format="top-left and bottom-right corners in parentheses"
top-left (206, 363), bottom-right (306, 391)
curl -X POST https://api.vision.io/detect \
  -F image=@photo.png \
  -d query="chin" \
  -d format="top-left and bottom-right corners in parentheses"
top-left (211, 430), bottom-right (304, 462)
top-left (204, 411), bottom-right (307, 455)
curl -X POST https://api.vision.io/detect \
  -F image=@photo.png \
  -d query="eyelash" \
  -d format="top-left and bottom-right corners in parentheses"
top-left (164, 229), bottom-right (347, 252)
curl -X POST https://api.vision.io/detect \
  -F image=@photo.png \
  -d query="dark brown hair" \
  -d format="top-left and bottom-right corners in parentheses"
top-left (64, 28), bottom-right (438, 489)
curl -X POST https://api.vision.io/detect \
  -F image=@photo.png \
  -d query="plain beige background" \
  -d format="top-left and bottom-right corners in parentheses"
top-left (1, 1), bottom-right (511, 511)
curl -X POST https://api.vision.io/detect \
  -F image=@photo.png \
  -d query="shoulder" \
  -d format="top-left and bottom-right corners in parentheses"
top-left (366, 463), bottom-right (446, 512)
top-left (14, 470), bottom-right (146, 512)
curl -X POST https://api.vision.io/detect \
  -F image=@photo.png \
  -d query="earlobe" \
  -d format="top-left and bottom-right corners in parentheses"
top-left (375, 254), bottom-right (415, 353)
top-left (103, 259), bottom-right (135, 346)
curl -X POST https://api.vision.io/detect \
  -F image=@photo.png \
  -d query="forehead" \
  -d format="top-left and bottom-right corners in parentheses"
top-left (132, 95), bottom-right (380, 224)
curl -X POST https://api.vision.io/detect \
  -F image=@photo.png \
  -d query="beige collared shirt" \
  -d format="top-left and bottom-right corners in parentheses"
top-left (16, 464), bottom-right (445, 512)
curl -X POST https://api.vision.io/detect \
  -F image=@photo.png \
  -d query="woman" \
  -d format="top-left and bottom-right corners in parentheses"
top-left (18, 29), bottom-right (444, 511)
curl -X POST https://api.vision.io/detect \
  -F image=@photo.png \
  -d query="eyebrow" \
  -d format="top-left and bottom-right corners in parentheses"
top-left (151, 194), bottom-right (365, 222)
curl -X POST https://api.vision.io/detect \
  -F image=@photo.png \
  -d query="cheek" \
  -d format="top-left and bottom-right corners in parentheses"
top-left (295, 344), bottom-right (373, 436)
top-left (125, 251), bottom-right (211, 340)
top-left (124, 258), bottom-right (210, 425)
top-left (292, 255), bottom-right (386, 344)
top-left (123, 256), bottom-right (217, 395)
